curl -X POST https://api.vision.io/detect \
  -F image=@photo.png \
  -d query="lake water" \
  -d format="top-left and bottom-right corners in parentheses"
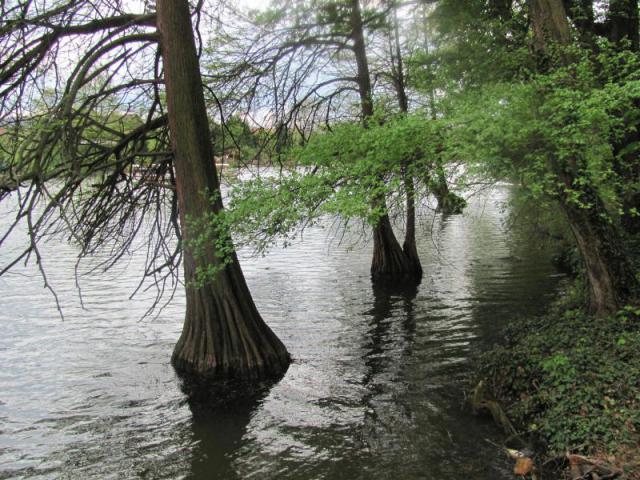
top-left (0, 185), bottom-right (562, 479)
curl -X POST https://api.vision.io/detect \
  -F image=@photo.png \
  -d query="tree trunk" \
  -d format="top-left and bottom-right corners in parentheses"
top-left (401, 173), bottom-right (422, 277)
top-left (350, 0), bottom-right (374, 120)
top-left (372, 213), bottom-right (417, 280)
top-left (391, 6), bottom-right (422, 277)
top-left (430, 165), bottom-right (466, 215)
top-left (559, 183), bottom-right (636, 317)
top-left (529, 0), bottom-right (573, 53)
top-left (421, 9), bottom-right (465, 215)
top-left (156, 0), bottom-right (290, 380)
top-left (529, 0), bottom-right (638, 315)
top-left (350, 0), bottom-right (419, 281)
top-left (391, 6), bottom-right (409, 115)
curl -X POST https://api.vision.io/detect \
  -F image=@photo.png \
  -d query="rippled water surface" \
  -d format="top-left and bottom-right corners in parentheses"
top-left (0, 186), bottom-right (562, 479)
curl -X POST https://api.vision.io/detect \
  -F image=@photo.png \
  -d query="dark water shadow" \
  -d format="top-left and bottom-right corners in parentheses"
top-left (358, 280), bottom-right (419, 454)
top-left (363, 280), bottom-right (419, 383)
top-left (180, 376), bottom-right (284, 480)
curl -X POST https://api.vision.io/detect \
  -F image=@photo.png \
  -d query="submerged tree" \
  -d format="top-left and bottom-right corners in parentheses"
top-left (156, 0), bottom-right (290, 379)
top-left (379, 2), bottom-right (421, 273)
top-left (0, 0), bottom-right (290, 381)
top-left (396, 3), bottom-right (466, 215)
top-left (206, 0), bottom-right (424, 281)
top-left (347, 0), bottom-right (421, 280)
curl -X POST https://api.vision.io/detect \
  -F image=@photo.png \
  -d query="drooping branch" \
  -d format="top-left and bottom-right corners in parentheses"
top-left (0, 1), bottom-right (182, 316)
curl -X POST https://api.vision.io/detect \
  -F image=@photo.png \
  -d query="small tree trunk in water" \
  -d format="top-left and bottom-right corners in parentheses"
top-left (372, 212), bottom-right (415, 280)
top-left (402, 172), bottom-right (422, 277)
top-left (529, 0), bottom-right (638, 315)
top-left (430, 165), bottom-right (466, 215)
top-left (156, 0), bottom-right (290, 379)
top-left (350, 0), bottom-right (419, 281)
top-left (390, 6), bottom-right (422, 277)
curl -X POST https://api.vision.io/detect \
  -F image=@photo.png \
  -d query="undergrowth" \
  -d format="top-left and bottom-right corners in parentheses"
top-left (476, 283), bottom-right (640, 476)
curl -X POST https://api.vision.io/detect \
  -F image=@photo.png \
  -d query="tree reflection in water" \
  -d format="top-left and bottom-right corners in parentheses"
top-left (183, 377), bottom-right (284, 480)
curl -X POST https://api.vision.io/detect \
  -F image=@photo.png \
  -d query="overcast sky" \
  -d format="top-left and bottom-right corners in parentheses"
top-left (235, 0), bottom-right (270, 12)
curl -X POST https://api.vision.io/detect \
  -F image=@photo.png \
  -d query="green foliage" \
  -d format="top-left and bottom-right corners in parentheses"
top-left (443, 45), bottom-right (640, 221)
top-left (210, 115), bottom-right (259, 164)
top-left (183, 192), bottom-right (235, 289)
top-left (214, 114), bottom-right (443, 254)
top-left (295, 113), bottom-right (440, 175)
top-left (227, 171), bottom-right (337, 251)
top-left (406, 0), bottom-right (531, 92)
top-left (477, 299), bottom-right (640, 455)
top-left (176, 113), bottom-right (450, 270)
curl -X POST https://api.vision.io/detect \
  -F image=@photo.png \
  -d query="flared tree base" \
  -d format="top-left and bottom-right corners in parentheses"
top-left (371, 215), bottom-right (422, 283)
top-left (402, 239), bottom-right (423, 279)
top-left (172, 266), bottom-right (291, 381)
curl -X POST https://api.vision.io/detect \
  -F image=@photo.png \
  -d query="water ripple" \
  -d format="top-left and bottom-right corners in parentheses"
top-left (0, 185), bottom-right (562, 479)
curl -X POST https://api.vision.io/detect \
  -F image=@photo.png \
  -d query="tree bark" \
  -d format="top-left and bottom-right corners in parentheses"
top-left (560, 191), bottom-right (636, 317)
top-left (528, 0), bottom-right (638, 316)
top-left (529, 0), bottom-right (574, 53)
top-left (390, 5), bottom-right (422, 277)
top-left (156, 0), bottom-right (290, 380)
top-left (349, 0), bottom-right (420, 281)
top-left (372, 213), bottom-right (416, 280)
top-left (401, 172), bottom-right (422, 277)
top-left (350, 0), bottom-right (374, 120)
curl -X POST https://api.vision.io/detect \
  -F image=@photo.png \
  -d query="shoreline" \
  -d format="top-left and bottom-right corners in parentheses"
top-left (470, 281), bottom-right (640, 479)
